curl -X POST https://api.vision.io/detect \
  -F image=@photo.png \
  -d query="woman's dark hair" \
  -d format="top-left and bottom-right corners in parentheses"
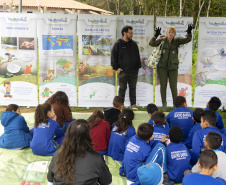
top-left (46, 91), bottom-right (69, 106)
top-left (114, 108), bottom-right (134, 134)
top-left (34, 103), bottom-right (52, 128)
top-left (6, 104), bottom-right (19, 112)
top-left (87, 110), bottom-right (104, 127)
top-left (55, 119), bottom-right (93, 184)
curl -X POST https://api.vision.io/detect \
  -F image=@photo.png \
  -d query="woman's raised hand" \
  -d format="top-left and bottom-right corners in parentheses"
top-left (154, 27), bottom-right (162, 38)
top-left (186, 24), bottom-right (194, 34)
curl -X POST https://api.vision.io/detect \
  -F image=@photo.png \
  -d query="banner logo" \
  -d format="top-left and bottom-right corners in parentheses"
top-left (209, 22), bottom-right (226, 26)
top-left (166, 21), bottom-right (184, 26)
top-left (8, 17), bottom-right (27, 23)
top-left (126, 19), bottom-right (145, 24)
top-left (48, 18), bottom-right (68, 23)
top-left (88, 19), bottom-right (107, 24)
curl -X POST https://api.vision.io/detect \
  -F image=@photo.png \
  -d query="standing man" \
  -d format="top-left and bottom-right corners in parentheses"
top-left (111, 25), bottom-right (141, 110)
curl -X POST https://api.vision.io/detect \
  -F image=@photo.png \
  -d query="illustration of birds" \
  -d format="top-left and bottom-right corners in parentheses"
top-left (220, 48), bottom-right (226, 57)
top-left (200, 58), bottom-right (212, 68)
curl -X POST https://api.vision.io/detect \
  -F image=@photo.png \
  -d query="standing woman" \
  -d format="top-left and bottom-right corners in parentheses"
top-left (149, 25), bottom-right (193, 112)
top-left (47, 119), bottom-right (112, 185)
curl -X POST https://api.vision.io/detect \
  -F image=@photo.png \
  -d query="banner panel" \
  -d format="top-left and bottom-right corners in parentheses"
top-left (156, 17), bottom-right (193, 107)
top-left (37, 14), bottom-right (77, 106)
top-left (0, 13), bottom-right (38, 106)
top-left (194, 17), bottom-right (226, 108)
top-left (117, 15), bottom-right (154, 106)
top-left (77, 15), bottom-right (117, 107)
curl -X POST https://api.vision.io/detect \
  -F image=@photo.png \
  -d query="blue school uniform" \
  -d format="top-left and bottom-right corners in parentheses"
top-left (30, 117), bottom-right (65, 156)
top-left (184, 123), bottom-right (202, 149)
top-left (182, 173), bottom-right (225, 185)
top-left (166, 142), bottom-right (191, 183)
top-left (192, 126), bottom-right (226, 155)
top-left (166, 107), bottom-right (194, 142)
top-left (205, 107), bottom-right (224, 130)
top-left (148, 118), bottom-right (170, 130)
top-left (107, 125), bottom-right (136, 161)
top-left (0, 111), bottom-right (32, 149)
top-left (153, 125), bottom-right (169, 141)
top-left (119, 135), bottom-right (152, 183)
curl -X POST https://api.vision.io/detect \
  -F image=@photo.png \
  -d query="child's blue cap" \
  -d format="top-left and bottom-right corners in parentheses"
top-left (137, 163), bottom-right (162, 185)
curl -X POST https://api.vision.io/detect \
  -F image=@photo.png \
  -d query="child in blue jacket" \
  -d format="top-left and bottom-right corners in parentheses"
top-left (192, 110), bottom-right (226, 155)
top-left (205, 96), bottom-right (224, 133)
top-left (184, 108), bottom-right (204, 149)
top-left (166, 126), bottom-right (192, 183)
top-left (107, 108), bottom-right (136, 161)
top-left (147, 103), bottom-right (169, 130)
top-left (166, 96), bottom-right (194, 142)
top-left (30, 103), bottom-right (65, 156)
top-left (119, 123), bottom-right (154, 184)
top-left (0, 104), bottom-right (32, 149)
top-left (152, 111), bottom-right (169, 142)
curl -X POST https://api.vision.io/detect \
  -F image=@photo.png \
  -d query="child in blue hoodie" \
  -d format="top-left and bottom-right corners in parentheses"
top-left (119, 123), bottom-right (154, 184)
top-left (0, 104), bottom-right (32, 149)
top-left (192, 110), bottom-right (226, 155)
top-left (205, 96), bottom-right (224, 133)
top-left (107, 108), bottom-right (136, 161)
top-left (165, 126), bottom-right (191, 183)
top-left (184, 108), bottom-right (204, 149)
top-left (30, 103), bottom-right (65, 156)
top-left (166, 96), bottom-right (194, 142)
top-left (152, 111), bottom-right (169, 142)
top-left (147, 103), bottom-right (169, 130)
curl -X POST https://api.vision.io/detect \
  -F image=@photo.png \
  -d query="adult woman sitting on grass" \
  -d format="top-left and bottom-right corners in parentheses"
top-left (47, 119), bottom-right (112, 185)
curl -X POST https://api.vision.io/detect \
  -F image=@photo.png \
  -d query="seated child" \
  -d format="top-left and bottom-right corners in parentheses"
top-left (165, 126), bottom-right (191, 183)
top-left (166, 96), bottom-right (194, 142)
top-left (119, 123), bottom-right (154, 183)
top-left (185, 108), bottom-right (204, 149)
top-left (87, 110), bottom-right (110, 155)
top-left (183, 150), bottom-right (226, 185)
top-left (30, 103), bottom-right (65, 156)
top-left (192, 131), bottom-right (226, 180)
top-left (46, 91), bottom-right (73, 131)
top-left (192, 110), bottom-right (226, 155)
top-left (107, 108), bottom-right (136, 161)
top-left (147, 103), bottom-right (169, 129)
top-left (205, 96), bottom-right (224, 133)
top-left (137, 162), bottom-right (163, 185)
top-left (152, 111), bottom-right (169, 142)
top-left (103, 96), bottom-right (124, 129)
top-left (0, 104), bottom-right (32, 149)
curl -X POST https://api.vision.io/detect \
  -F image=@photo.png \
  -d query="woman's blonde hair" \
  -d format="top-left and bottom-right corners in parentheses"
top-left (166, 26), bottom-right (176, 37)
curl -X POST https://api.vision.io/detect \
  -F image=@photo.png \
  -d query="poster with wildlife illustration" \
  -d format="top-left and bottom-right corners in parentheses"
top-left (155, 17), bottom-right (193, 107)
top-left (37, 14), bottom-right (77, 106)
top-left (0, 13), bottom-right (38, 106)
top-left (194, 17), bottom-right (226, 108)
top-left (77, 14), bottom-right (117, 107)
top-left (117, 15), bottom-right (154, 107)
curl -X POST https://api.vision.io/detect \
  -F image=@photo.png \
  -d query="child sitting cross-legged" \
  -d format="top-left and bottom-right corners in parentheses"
top-left (192, 110), bottom-right (226, 155)
top-left (183, 150), bottom-right (226, 185)
top-left (192, 131), bottom-right (226, 180)
top-left (147, 103), bottom-right (169, 129)
top-left (107, 108), bottom-right (136, 161)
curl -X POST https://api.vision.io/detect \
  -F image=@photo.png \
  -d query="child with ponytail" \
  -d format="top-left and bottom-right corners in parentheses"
top-left (87, 110), bottom-right (110, 155)
top-left (107, 108), bottom-right (136, 161)
top-left (30, 103), bottom-right (65, 156)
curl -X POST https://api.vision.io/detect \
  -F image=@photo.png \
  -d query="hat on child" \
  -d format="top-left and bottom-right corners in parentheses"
top-left (137, 163), bottom-right (163, 185)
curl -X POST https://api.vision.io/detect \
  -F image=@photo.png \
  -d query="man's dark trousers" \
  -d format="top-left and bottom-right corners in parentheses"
top-left (118, 71), bottom-right (138, 105)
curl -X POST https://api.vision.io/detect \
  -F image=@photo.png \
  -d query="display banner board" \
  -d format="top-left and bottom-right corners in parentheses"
top-left (194, 17), bottom-right (226, 108)
top-left (77, 15), bottom-right (117, 107)
top-left (155, 17), bottom-right (193, 107)
top-left (117, 15), bottom-right (154, 106)
top-left (0, 13), bottom-right (38, 106)
top-left (37, 14), bottom-right (77, 106)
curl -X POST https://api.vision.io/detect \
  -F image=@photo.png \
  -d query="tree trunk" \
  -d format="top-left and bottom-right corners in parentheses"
top-left (195, 0), bottom-right (205, 29)
top-left (105, 0), bottom-right (110, 11)
top-left (165, 0), bottom-right (167, 17)
top-left (114, 0), bottom-right (120, 15)
top-left (207, 0), bottom-right (211, 17)
top-left (130, 0), bottom-right (134, 15)
top-left (180, 0), bottom-right (182, 17)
